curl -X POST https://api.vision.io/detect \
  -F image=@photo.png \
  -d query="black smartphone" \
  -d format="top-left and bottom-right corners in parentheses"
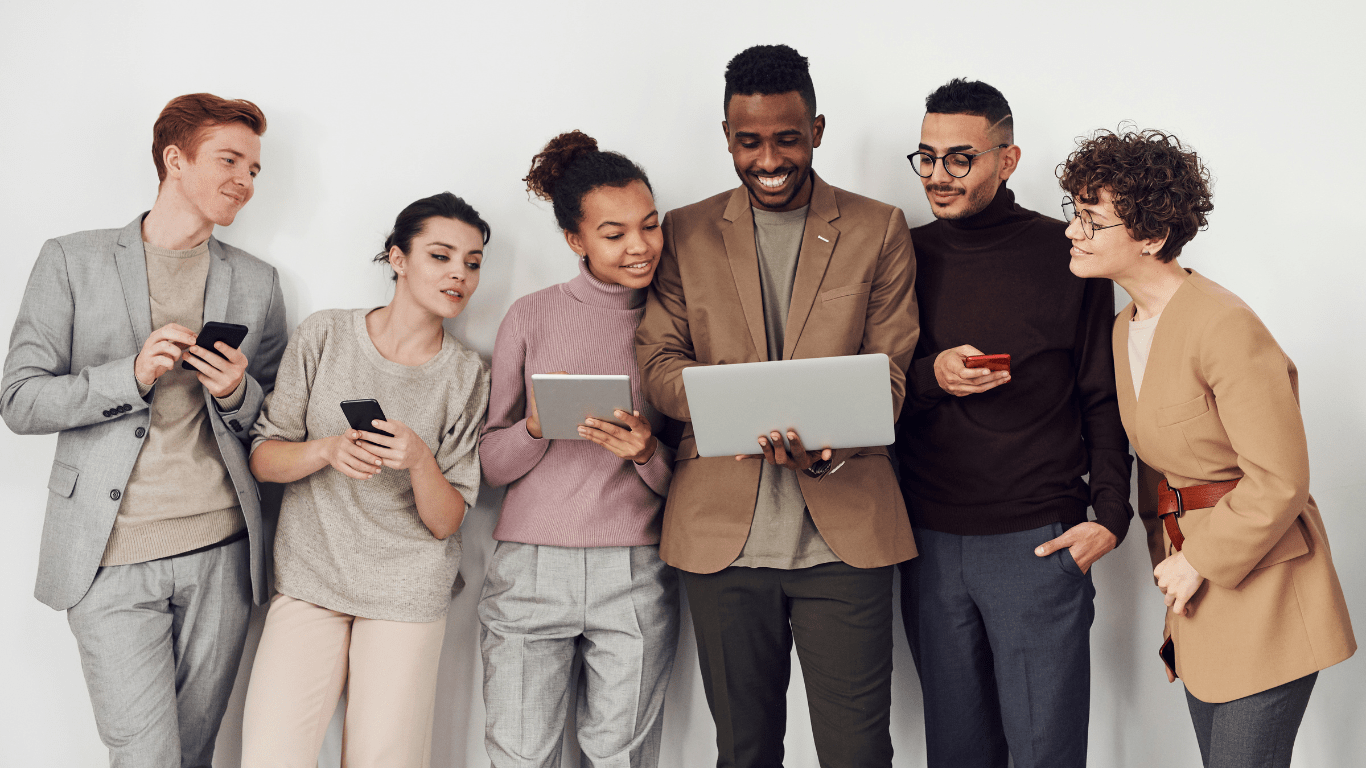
top-left (340, 399), bottom-right (394, 442)
top-left (182, 321), bottom-right (249, 370)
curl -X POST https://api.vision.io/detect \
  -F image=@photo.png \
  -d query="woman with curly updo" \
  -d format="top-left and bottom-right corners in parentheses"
top-left (1058, 128), bottom-right (1354, 767)
top-left (477, 130), bottom-right (678, 767)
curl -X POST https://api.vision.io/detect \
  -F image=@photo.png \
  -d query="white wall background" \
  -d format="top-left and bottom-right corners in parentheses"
top-left (2, 1), bottom-right (1362, 766)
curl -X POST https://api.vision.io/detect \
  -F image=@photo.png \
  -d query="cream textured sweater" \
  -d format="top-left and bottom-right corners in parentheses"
top-left (252, 308), bottom-right (489, 622)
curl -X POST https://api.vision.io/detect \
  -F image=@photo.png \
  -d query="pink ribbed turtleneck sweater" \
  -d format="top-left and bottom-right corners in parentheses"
top-left (479, 258), bottom-right (674, 546)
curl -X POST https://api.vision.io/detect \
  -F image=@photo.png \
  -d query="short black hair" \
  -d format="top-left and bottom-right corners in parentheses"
top-left (925, 78), bottom-right (1013, 139)
top-left (374, 192), bottom-right (490, 280)
top-left (723, 44), bottom-right (817, 119)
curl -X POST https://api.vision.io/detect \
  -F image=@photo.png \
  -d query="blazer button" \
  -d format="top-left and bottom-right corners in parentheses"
top-left (135, 427), bottom-right (146, 438)
top-left (121, 404), bottom-right (131, 411)
top-left (110, 489), bottom-right (122, 501)
top-left (102, 409), bottom-right (111, 417)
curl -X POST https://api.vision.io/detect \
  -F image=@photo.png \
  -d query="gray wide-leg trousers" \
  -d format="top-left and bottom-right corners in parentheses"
top-left (479, 542), bottom-right (680, 768)
top-left (66, 536), bottom-right (252, 768)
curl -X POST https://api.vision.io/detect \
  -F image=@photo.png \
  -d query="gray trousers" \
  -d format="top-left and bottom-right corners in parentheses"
top-left (66, 536), bottom-right (252, 768)
top-left (902, 522), bottom-right (1094, 768)
top-left (479, 542), bottom-right (680, 768)
top-left (1185, 672), bottom-right (1317, 768)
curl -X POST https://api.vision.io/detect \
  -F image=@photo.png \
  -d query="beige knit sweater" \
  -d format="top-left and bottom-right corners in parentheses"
top-left (101, 241), bottom-right (245, 566)
top-left (251, 308), bottom-right (489, 622)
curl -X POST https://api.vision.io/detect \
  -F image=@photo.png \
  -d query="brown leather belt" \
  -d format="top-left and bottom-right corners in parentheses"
top-left (1157, 478), bottom-right (1239, 551)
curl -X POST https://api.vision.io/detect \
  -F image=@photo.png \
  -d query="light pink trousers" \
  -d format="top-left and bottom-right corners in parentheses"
top-left (240, 593), bottom-right (446, 768)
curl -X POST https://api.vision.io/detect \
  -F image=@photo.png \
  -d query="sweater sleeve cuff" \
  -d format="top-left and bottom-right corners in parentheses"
top-left (214, 378), bottom-right (247, 412)
top-left (914, 353), bottom-right (949, 400)
top-left (634, 439), bottom-right (674, 497)
top-left (136, 375), bottom-right (154, 400)
top-left (1093, 498), bottom-right (1132, 545)
top-left (479, 418), bottom-right (553, 487)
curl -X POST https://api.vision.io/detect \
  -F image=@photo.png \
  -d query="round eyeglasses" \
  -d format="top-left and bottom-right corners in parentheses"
top-left (1061, 197), bottom-right (1124, 239)
top-left (907, 144), bottom-right (1008, 179)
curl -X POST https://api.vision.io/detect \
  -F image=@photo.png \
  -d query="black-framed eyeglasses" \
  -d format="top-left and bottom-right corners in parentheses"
top-left (1061, 197), bottom-right (1124, 239)
top-left (907, 144), bottom-right (1008, 179)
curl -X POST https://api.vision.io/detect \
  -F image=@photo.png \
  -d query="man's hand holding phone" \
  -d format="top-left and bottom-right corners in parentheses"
top-left (134, 323), bottom-right (197, 387)
top-left (181, 321), bottom-right (250, 398)
top-left (183, 339), bottom-right (249, 398)
top-left (934, 344), bottom-right (1011, 397)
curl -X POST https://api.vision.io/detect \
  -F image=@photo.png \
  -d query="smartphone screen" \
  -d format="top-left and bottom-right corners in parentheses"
top-left (182, 321), bottom-right (249, 370)
top-left (340, 399), bottom-right (394, 441)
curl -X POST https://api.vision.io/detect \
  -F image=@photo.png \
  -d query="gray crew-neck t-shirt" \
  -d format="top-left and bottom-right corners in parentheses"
top-left (731, 205), bottom-right (840, 570)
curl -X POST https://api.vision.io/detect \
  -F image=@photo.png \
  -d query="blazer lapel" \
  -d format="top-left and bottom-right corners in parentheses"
top-left (782, 174), bottom-right (839, 361)
top-left (113, 214), bottom-right (153, 344)
top-left (202, 237), bottom-right (232, 326)
top-left (1114, 301), bottom-right (1137, 428)
top-left (720, 187), bottom-right (769, 361)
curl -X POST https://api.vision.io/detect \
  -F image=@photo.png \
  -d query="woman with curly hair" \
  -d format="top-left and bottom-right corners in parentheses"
top-left (1058, 128), bottom-right (1354, 767)
top-left (476, 130), bottom-right (678, 767)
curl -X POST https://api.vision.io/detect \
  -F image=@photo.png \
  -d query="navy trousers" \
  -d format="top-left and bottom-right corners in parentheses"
top-left (901, 522), bottom-right (1095, 768)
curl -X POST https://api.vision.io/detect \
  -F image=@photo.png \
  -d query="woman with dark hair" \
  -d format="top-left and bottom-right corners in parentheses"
top-left (477, 130), bottom-right (677, 767)
top-left (239, 192), bottom-right (491, 767)
top-left (1058, 129), bottom-right (1354, 768)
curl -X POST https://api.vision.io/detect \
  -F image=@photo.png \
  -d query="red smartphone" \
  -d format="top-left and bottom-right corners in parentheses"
top-left (963, 353), bottom-right (1011, 373)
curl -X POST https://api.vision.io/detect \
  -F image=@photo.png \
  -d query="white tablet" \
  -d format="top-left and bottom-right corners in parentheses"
top-left (681, 354), bottom-right (894, 457)
top-left (530, 374), bottom-right (634, 440)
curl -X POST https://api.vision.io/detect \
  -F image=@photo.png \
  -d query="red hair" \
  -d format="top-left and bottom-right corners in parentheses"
top-left (151, 93), bottom-right (267, 182)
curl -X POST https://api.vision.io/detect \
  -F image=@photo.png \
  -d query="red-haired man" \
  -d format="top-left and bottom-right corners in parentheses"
top-left (2, 93), bottom-right (287, 767)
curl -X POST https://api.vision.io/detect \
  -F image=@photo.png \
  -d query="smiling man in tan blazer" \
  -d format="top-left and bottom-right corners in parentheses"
top-left (635, 45), bottom-right (917, 767)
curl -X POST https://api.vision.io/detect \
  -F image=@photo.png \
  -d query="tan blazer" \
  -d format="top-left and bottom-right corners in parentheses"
top-left (635, 174), bottom-right (919, 574)
top-left (1117, 270), bottom-right (1354, 703)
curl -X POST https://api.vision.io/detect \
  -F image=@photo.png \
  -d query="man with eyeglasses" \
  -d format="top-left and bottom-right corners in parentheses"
top-left (893, 78), bottom-right (1133, 768)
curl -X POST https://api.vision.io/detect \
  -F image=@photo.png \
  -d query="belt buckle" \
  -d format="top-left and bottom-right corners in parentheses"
top-left (1170, 486), bottom-right (1185, 518)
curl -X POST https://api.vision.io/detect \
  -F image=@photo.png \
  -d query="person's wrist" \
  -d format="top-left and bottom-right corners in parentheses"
top-left (803, 457), bottom-right (832, 478)
top-left (409, 448), bottom-right (439, 476)
top-left (634, 437), bottom-right (657, 465)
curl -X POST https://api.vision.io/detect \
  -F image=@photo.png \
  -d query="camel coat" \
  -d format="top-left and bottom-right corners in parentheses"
top-left (635, 174), bottom-right (919, 574)
top-left (1117, 270), bottom-right (1354, 703)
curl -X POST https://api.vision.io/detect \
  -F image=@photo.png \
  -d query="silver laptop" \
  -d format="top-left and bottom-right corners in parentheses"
top-left (682, 354), bottom-right (895, 458)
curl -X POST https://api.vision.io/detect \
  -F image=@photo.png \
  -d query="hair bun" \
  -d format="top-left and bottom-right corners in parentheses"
top-left (524, 130), bottom-right (599, 202)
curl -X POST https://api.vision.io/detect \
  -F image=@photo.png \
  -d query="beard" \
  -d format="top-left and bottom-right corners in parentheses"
top-left (926, 180), bottom-right (996, 221)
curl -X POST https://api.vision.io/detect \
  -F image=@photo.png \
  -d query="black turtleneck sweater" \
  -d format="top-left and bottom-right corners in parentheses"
top-left (895, 184), bottom-right (1133, 541)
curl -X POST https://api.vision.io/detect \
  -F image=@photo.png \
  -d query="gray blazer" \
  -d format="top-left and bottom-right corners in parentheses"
top-left (1, 213), bottom-right (287, 610)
